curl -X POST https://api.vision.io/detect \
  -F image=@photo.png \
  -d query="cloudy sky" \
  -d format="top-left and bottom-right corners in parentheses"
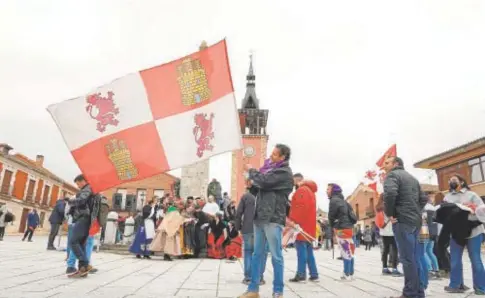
top-left (1, 1), bottom-right (485, 210)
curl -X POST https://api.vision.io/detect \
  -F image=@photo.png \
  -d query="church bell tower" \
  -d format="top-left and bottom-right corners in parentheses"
top-left (231, 54), bottom-right (269, 203)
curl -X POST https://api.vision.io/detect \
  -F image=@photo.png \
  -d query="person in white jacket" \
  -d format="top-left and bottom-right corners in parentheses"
top-left (376, 195), bottom-right (401, 276)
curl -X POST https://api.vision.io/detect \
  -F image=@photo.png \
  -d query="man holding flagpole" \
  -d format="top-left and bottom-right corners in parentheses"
top-left (239, 144), bottom-right (294, 298)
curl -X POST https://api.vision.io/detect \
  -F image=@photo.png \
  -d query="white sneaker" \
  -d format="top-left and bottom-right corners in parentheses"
top-left (340, 275), bottom-right (351, 281)
top-left (425, 289), bottom-right (431, 296)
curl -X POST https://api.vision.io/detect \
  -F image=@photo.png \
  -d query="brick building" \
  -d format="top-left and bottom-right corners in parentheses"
top-left (0, 143), bottom-right (77, 235)
top-left (414, 137), bottom-right (485, 197)
top-left (101, 172), bottom-right (178, 215)
top-left (348, 182), bottom-right (439, 227)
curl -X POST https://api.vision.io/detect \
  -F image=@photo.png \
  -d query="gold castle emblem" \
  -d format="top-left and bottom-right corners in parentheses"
top-left (105, 139), bottom-right (138, 181)
top-left (177, 58), bottom-right (211, 106)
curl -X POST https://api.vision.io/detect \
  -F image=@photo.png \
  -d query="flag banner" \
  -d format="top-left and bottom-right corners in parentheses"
top-left (375, 144), bottom-right (397, 168)
top-left (282, 226), bottom-right (298, 248)
top-left (48, 39), bottom-right (242, 193)
top-left (362, 144), bottom-right (397, 194)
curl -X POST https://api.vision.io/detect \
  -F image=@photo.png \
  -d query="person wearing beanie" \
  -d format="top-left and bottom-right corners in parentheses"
top-left (328, 183), bottom-right (357, 281)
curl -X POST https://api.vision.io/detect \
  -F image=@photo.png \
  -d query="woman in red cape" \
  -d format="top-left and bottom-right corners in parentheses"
top-left (224, 221), bottom-right (242, 261)
top-left (207, 212), bottom-right (226, 259)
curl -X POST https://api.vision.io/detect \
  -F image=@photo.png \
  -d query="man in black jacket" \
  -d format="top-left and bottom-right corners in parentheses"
top-left (68, 174), bottom-right (95, 278)
top-left (383, 157), bottom-right (427, 298)
top-left (239, 144), bottom-right (294, 298)
top-left (47, 197), bottom-right (68, 250)
top-left (235, 180), bottom-right (267, 285)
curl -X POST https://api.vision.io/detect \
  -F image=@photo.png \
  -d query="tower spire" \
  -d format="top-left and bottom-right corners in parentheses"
top-left (248, 53), bottom-right (254, 79)
top-left (242, 53), bottom-right (259, 109)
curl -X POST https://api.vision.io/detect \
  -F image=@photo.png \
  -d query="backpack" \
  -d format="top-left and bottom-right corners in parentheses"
top-left (4, 212), bottom-right (15, 223)
top-left (90, 194), bottom-right (110, 228)
top-left (346, 201), bottom-right (358, 225)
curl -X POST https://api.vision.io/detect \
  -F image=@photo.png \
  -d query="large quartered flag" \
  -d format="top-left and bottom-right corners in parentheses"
top-left (48, 39), bottom-right (242, 193)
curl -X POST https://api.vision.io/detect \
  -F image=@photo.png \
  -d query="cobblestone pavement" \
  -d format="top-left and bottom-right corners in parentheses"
top-left (0, 236), bottom-right (480, 297)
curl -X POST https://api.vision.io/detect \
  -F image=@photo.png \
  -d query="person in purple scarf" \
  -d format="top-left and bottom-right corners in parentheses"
top-left (239, 144), bottom-right (294, 298)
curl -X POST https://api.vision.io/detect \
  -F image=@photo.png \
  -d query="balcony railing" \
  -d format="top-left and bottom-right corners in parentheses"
top-left (365, 206), bottom-right (375, 218)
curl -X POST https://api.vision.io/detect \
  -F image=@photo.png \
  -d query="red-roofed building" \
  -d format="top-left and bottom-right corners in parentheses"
top-left (0, 143), bottom-right (77, 235)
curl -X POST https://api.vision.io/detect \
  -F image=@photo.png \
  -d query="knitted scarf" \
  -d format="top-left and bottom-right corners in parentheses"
top-left (259, 158), bottom-right (285, 174)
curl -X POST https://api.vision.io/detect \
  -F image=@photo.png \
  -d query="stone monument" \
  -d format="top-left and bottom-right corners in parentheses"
top-left (180, 41), bottom-right (210, 199)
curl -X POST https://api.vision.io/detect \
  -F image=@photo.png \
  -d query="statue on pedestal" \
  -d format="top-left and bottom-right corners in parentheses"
top-left (207, 178), bottom-right (222, 207)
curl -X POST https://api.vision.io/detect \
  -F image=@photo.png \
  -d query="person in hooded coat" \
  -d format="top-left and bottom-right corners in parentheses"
top-left (288, 179), bottom-right (319, 283)
top-left (328, 183), bottom-right (356, 281)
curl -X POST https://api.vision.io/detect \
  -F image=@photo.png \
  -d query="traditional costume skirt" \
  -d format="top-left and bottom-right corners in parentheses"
top-left (149, 230), bottom-right (182, 256)
top-left (224, 235), bottom-right (243, 258)
top-left (129, 226), bottom-right (152, 256)
top-left (180, 223), bottom-right (196, 256)
top-left (195, 226), bottom-right (208, 258)
top-left (207, 233), bottom-right (226, 259)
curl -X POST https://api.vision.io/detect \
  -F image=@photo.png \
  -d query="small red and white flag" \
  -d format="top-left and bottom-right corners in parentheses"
top-left (48, 40), bottom-right (242, 193)
top-left (362, 144), bottom-right (397, 194)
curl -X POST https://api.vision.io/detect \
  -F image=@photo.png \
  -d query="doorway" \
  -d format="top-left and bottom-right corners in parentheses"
top-left (18, 208), bottom-right (30, 233)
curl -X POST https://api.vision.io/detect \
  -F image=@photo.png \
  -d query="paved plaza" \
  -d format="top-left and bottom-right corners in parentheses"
top-left (0, 236), bottom-right (481, 298)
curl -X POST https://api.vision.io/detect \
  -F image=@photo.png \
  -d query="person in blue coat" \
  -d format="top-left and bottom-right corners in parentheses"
top-left (22, 209), bottom-right (40, 242)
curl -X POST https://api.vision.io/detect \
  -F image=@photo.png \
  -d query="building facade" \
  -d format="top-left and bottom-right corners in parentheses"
top-left (0, 144), bottom-right (77, 235)
top-left (231, 55), bottom-right (269, 203)
top-left (101, 172), bottom-right (178, 215)
top-left (414, 137), bottom-right (485, 197)
top-left (348, 182), bottom-right (438, 227)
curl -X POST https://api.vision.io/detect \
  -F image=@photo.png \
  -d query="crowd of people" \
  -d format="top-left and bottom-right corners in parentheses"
top-left (5, 142), bottom-right (484, 298)
top-left (128, 193), bottom-right (242, 262)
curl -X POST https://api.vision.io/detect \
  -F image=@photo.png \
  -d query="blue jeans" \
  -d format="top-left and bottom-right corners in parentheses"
top-left (242, 233), bottom-right (268, 280)
top-left (417, 242), bottom-right (429, 290)
top-left (67, 224), bottom-right (94, 268)
top-left (393, 222), bottom-right (425, 298)
top-left (248, 222), bottom-right (284, 294)
top-left (449, 234), bottom-right (485, 291)
top-left (295, 240), bottom-right (318, 278)
top-left (343, 257), bottom-right (355, 276)
top-left (424, 240), bottom-right (439, 271)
